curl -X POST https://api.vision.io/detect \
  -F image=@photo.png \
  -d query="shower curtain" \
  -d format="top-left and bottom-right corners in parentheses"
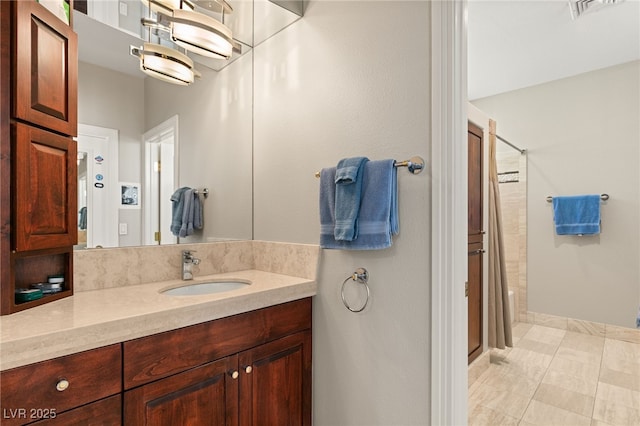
top-left (488, 119), bottom-right (513, 349)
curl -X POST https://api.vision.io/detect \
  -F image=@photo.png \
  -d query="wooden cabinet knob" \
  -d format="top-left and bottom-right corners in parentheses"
top-left (244, 366), bottom-right (252, 374)
top-left (56, 378), bottom-right (69, 392)
top-left (230, 371), bottom-right (239, 379)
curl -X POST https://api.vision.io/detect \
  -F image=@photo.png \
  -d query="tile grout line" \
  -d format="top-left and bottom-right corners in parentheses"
top-left (590, 337), bottom-right (607, 422)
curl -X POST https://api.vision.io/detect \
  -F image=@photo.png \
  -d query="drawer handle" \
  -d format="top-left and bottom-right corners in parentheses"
top-left (56, 378), bottom-right (69, 392)
top-left (244, 366), bottom-right (252, 374)
top-left (230, 371), bottom-right (239, 380)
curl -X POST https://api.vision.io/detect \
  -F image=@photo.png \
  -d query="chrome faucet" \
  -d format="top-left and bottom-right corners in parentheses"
top-left (182, 250), bottom-right (200, 280)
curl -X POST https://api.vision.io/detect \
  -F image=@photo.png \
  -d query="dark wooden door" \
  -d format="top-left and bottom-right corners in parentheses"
top-left (13, 123), bottom-right (77, 251)
top-left (14, 0), bottom-right (77, 136)
top-left (124, 355), bottom-right (239, 426)
top-left (468, 121), bottom-right (484, 364)
top-left (239, 331), bottom-right (312, 426)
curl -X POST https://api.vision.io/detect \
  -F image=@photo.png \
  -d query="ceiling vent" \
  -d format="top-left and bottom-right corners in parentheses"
top-left (568, 0), bottom-right (625, 20)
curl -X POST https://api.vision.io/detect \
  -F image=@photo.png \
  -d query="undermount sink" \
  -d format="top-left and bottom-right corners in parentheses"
top-left (161, 280), bottom-right (251, 296)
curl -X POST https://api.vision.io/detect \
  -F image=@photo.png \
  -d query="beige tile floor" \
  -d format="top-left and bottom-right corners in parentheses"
top-left (469, 323), bottom-right (640, 426)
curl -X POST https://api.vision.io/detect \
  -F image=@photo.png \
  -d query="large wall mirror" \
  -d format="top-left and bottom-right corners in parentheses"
top-left (73, 0), bottom-right (302, 249)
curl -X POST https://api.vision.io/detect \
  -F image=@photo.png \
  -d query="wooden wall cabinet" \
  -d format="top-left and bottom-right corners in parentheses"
top-left (14, 0), bottom-right (78, 137)
top-left (1, 0), bottom-right (78, 315)
top-left (467, 121), bottom-right (484, 364)
top-left (13, 123), bottom-right (77, 251)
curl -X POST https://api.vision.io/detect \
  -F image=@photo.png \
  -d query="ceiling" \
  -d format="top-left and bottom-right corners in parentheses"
top-left (468, 0), bottom-right (640, 100)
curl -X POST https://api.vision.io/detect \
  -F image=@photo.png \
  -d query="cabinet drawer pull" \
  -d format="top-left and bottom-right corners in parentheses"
top-left (244, 366), bottom-right (253, 374)
top-left (56, 378), bottom-right (70, 392)
top-left (230, 371), bottom-right (239, 379)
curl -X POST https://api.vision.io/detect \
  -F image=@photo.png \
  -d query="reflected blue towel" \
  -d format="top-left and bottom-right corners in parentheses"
top-left (320, 160), bottom-right (398, 250)
top-left (552, 195), bottom-right (601, 235)
top-left (170, 187), bottom-right (190, 237)
top-left (180, 188), bottom-right (195, 237)
top-left (334, 157), bottom-right (369, 241)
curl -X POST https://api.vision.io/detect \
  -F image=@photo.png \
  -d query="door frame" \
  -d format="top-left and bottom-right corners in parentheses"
top-left (430, 1), bottom-right (468, 425)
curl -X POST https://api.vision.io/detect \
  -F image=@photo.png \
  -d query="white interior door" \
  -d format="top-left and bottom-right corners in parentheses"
top-left (143, 116), bottom-right (179, 245)
top-left (77, 124), bottom-right (119, 248)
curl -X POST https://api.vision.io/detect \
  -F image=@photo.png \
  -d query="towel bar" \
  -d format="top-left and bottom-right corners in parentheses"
top-left (194, 188), bottom-right (209, 199)
top-left (315, 155), bottom-right (425, 178)
top-left (546, 194), bottom-right (609, 203)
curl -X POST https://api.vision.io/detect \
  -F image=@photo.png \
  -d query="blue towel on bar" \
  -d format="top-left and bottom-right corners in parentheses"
top-left (170, 187), bottom-right (190, 237)
top-left (552, 194), bottom-right (601, 235)
top-left (334, 156), bottom-right (369, 241)
top-left (320, 159), bottom-right (398, 250)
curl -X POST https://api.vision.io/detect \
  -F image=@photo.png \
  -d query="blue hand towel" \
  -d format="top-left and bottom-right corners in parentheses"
top-left (170, 187), bottom-right (190, 237)
top-left (552, 194), bottom-right (601, 235)
top-left (319, 167), bottom-right (338, 248)
top-left (334, 157), bottom-right (369, 241)
top-left (180, 188), bottom-right (195, 237)
top-left (320, 159), bottom-right (398, 250)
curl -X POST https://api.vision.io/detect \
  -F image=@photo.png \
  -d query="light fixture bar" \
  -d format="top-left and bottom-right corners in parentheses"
top-left (141, 0), bottom-right (195, 14)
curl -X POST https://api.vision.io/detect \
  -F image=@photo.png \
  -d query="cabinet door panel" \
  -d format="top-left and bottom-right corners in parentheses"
top-left (13, 123), bottom-right (77, 251)
top-left (29, 395), bottom-right (122, 426)
top-left (124, 355), bottom-right (239, 426)
top-left (468, 242), bottom-right (483, 363)
top-left (14, 0), bottom-right (77, 136)
top-left (468, 122), bottom-right (484, 240)
top-left (239, 331), bottom-right (311, 426)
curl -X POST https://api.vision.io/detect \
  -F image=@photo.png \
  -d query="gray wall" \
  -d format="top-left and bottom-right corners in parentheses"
top-left (77, 61), bottom-right (145, 246)
top-left (253, 1), bottom-right (431, 424)
top-left (474, 60), bottom-right (640, 327)
top-left (144, 53), bottom-right (253, 242)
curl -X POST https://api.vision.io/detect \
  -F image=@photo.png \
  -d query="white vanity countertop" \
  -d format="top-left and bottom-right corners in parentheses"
top-left (0, 270), bottom-right (316, 371)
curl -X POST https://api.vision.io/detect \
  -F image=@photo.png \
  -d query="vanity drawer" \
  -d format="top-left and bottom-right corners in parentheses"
top-left (123, 298), bottom-right (312, 389)
top-left (0, 344), bottom-right (122, 425)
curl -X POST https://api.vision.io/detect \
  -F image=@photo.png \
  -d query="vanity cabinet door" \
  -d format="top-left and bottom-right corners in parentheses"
top-left (13, 122), bottom-right (77, 251)
top-left (239, 330), bottom-right (312, 426)
top-left (13, 0), bottom-right (77, 136)
top-left (124, 355), bottom-right (239, 426)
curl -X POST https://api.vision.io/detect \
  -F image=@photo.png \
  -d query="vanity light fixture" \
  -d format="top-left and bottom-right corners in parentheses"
top-left (130, 43), bottom-right (200, 86)
top-left (154, 9), bottom-right (238, 60)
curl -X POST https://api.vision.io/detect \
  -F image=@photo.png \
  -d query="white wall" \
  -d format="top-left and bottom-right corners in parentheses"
top-left (77, 61), bottom-right (145, 246)
top-left (145, 53), bottom-right (253, 242)
top-left (253, 1), bottom-right (431, 424)
top-left (473, 61), bottom-right (640, 328)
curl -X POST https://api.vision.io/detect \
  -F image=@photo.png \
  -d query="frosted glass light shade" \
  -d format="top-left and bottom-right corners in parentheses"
top-left (170, 9), bottom-right (234, 59)
top-left (136, 43), bottom-right (195, 86)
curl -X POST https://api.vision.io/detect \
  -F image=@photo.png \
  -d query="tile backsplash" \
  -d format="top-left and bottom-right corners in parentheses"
top-left (74, 241), bottom-right (320, 292)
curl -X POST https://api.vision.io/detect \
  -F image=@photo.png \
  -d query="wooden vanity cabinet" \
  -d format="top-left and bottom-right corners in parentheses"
top-left (1, 0), bottom-right (78, 315)
top-left (123, 298), bottom-right (312, 426)
top-left (0, 344), bottom-right (122, 426)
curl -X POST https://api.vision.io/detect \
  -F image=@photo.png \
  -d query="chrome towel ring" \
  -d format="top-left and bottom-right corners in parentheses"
top-left (341, 268), bottom-right (370, 313)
